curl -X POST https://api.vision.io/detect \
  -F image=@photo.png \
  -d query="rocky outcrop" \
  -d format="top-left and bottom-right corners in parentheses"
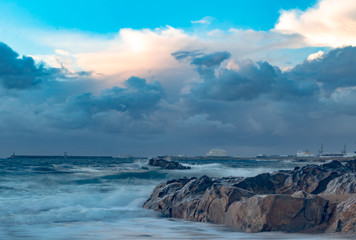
top-left (229, 160), bottom-right (347, 195)
top-left (280, 160), bottom-right (347, 194)
top-left (144, 160), bottom-right (356, 233)
top-left (327, 196), bottom-right (356, 233)
top-left (147, 158), bottom-right (191, 170)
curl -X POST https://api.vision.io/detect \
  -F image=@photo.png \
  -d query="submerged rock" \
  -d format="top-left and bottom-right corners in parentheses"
top-left (147, 158), bottom-right (191, 170)
top-left (144, 160), bottom-right (356, 233)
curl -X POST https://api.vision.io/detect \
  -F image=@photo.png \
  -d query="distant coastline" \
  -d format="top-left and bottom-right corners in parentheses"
top-left (171, 155), bottom-right (356, 163)
top-left (5, 154), bottom-right (356, 162)
top-left (7, 154), bottom-right (114, 160)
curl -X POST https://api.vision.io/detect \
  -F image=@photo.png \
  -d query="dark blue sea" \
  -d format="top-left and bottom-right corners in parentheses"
top-left (0, 157), bottom-right (349, 239)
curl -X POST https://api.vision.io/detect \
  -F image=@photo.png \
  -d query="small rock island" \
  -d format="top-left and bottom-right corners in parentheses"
top-left (147, 157), bottom-right (191, 170)
top-left (144, 160), bottom-right (356, 233)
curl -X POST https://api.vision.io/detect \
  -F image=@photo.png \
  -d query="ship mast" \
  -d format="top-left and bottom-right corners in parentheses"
top-left (318, 144), bottom-right (323, 157)
top-left (341, 143), bottom-right (346, 155)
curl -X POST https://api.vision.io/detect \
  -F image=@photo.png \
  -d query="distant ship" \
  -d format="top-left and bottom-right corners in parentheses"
top-left (317, 144), bottom-right (356, 158)
top-left (206, 149), bottom-right (227, 157)
top-left (296, 150), bottom-right (314, 157)
top-left (342, 152), bottom-right (356, 158)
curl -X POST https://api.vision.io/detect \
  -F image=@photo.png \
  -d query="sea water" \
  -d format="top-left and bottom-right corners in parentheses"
top-left (0, 157), bottom-right (351, 239)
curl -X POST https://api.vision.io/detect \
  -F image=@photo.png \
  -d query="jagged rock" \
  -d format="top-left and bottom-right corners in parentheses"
top-left (327, 196), bottom-right (356, 233)
top-left (280, 162), bottom-right (346, 194)
top-left (148, 158), bottom-right (191, 170)
top-left (322, 173), bottom-right (356, 195)
top-left (144, 161), bottom-right (356, 233)
top-left (144, 175), bottom-right (333, 233)
top-left (232, 161), bottom-right (346, 195)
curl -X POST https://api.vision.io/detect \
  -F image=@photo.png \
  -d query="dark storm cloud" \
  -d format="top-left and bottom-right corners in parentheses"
top-left (192, 61), bottom-right (277, 101)
top-left (173, 50), bottom-right (289, 101)
top-left (65, 76), bottom-right (164, 117)
top-left (0, 42), bottom-right (61, 89)
top-left (287, 46), bottom-right (356, 95)
top-left (174, 48), bottom-right (356, 102)
top-left (3, 43), bottom-right (356, 157)
top-left (270, 72), bottom-right (320, 101)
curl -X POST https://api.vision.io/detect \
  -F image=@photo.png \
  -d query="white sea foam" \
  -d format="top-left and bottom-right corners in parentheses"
top-left (176, 162), bottom-right (281, 178)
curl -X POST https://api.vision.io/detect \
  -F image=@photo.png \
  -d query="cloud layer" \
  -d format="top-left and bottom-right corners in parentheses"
top-left (2, 0), bottom-right (356, 156)
top-left (1, 41), bottom-right (356, 156)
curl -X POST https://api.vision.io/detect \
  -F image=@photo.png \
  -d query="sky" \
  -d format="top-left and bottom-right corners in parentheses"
top-left (1, 0), bottom-right (356, 157)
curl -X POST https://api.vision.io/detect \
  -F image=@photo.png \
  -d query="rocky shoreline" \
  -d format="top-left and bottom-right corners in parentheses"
top-left (143, 160), bottom-right (356, 233)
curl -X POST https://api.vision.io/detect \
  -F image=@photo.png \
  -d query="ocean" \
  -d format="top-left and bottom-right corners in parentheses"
top-left (0, 157), bottom-right (351, 239)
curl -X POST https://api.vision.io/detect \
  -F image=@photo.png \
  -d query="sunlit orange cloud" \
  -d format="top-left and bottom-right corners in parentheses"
top-left (71, 27), bottom-right (199, 82)
top-left (34, 26), bottom-right (307, 85)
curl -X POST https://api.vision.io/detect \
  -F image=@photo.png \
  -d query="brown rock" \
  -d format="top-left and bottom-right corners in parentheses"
top-left (143, 162), bottom-right (356, 233)
top-left (327, 195), bottom-right (356, 233)
top-left (225, 195), bottom-right (331, 232)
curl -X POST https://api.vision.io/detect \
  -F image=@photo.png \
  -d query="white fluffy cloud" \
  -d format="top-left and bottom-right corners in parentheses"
top-left (274, 0), bottom-right (356, 47)
top-left (307, 50), bottom-right (325, 61)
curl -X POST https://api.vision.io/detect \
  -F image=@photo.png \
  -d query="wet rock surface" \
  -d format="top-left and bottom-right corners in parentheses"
top-left (147, 158), bottom-right (191, 170)
top-left (144, 160), bottom-right (356, 233)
